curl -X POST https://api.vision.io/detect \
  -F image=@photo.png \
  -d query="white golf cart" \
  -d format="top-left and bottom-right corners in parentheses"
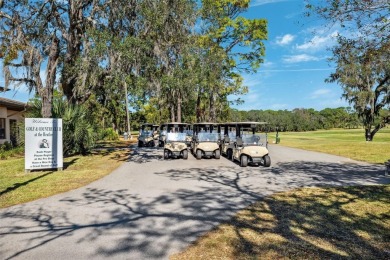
top-left (162, 123), bottom-right (189, 160)
top-left (219, 122), bottom-right (238, 160)
top-left (138, 123), bottom-right (159, 147)
top-left (158, 123), bottom-right (168, 147)
top-left (191, 123), bottom-right (220, 160)
top-left (184, 124), bottom-right (193, 147)
top-left (231, 122), bottom-right (271, 167)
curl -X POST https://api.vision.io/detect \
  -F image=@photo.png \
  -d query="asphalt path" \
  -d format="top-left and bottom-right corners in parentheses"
top-left (0, 145), bottom-right (388, 259)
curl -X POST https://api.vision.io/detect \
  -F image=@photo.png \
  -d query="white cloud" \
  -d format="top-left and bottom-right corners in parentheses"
top-left (282, 54), bottom-right (320, 63)
top-left (310, 88), bottom-right (331, 99)
top-left (243, 75), bottom-right (262, 88)
top-left (250, 0), bottom-right (293, 7)
top-left (270, 103), bottom-right (288, 110)
top-left (259, 68), bottom-right (333, 72)
top-left (318, 98), bottom-right (348, 108)
top-left (262, 61), bottom-right (275, 68)
top-left (275, 34), bottom-right (295, 46)
top-left (296, 31), bottom-right (339, 52)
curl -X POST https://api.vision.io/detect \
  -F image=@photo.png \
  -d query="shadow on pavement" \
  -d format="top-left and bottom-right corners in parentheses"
top-left (128, 146), bottom-right (162, 163)
top-left (0, 160), bottom-right (388, 259)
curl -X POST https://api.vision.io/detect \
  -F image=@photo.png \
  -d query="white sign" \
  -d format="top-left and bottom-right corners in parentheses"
top-left (25, 118), bottom-right (63, 171)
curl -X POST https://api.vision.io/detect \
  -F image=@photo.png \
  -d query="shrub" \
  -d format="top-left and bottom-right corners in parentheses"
top-left (27, 97), bottom-right (98, 156)
top-left (0, 146), bottom-right (24, 160)
top-left (0, 141), bottom-right (13, 150)
top-left (98, 128), bottom-right (119, 141)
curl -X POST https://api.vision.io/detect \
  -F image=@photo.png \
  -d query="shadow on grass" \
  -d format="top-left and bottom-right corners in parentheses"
top-left (226, 185), bottom-right (390, 259)
top-left (63, 158), bottom-right (78, 170)
top-left (0, 156), bottom-right (80, 197)
top-left (0, 171), bottom-right (55, 197)
top-left (90, 148), bottom-right (131, 163)
top-left (0, 161), bottom-right (388, 259)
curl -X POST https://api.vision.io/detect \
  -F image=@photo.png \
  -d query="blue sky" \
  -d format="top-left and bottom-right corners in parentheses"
top-left (230, 0), bottom-right (349, 111)
top-left (1, 0), bottom-right (348, 111)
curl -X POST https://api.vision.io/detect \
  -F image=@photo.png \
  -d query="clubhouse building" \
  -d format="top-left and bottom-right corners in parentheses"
top-left (0, 91), bottom-right (27, 145)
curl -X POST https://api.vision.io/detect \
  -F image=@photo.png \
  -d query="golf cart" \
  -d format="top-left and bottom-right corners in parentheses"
top-left (162, 122), bottom-right (189, 160)
top-left (219, 122), bottom-right (238, 160)
top-left (138, 123), bottom-right (159, 147)
top-left (184, 124), bottom-right (193, 147)
top-left (191, 123), bottom-right (220, 160)
top-left (158, 123), bottom-right (168, 147)
top-left (231, 122), bottom-right (271, 167)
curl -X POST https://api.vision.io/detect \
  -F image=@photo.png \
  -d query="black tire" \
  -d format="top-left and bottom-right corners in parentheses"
top-left (227, 149), bottom-right (232, 160)
top-left (182, 149), bottom-right (188, 160)
top-left (159, 141), bottom-right (164, 147)
top-left (138, 141), bottom-right (143, 147)
top-left (149, 140), bottom-right (155, 147)
top-left (240, 155), bottom-right (248, 167)
top-left (263, 155), bottom-right (271, 167)
top-left (196, 149), bottom-right (202, 160)
top-left (215, 149), bottom-right (220, 159)
top-left (164, 149), bottom-right (169, 160)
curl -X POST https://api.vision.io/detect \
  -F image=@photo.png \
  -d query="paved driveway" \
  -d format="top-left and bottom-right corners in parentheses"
top-left (0, 145), bottom-right (388, 259)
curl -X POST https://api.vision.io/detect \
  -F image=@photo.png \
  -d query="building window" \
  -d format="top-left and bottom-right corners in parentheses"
top-left (0, 118), bottom-right (5, 139)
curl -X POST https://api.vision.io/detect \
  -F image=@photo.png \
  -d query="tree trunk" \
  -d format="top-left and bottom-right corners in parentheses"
top-left (171, 104), bottom-right (175, 122)
top-left (41, 36), bottom-right (60, 118)
top-left (209, 91), bottom-right (216, 122)
top-left (365, 128), bottom-right (373, 141)
top-left (177, 94), bottom-right (182, 123)
top-left (62, 1), bottom-right (84, 103)
top-left (41, 93), bottom-right (53, 118)
top-left (196, 87), bottom-right (202, 122)
top-left (369, 123), bottom-right (385, 141)
top-left (124, 81), bottom-right (131, 135)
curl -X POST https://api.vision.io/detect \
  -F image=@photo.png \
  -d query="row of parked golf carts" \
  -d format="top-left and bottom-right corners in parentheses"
top-left (137, 122), bottom-right (271, 167)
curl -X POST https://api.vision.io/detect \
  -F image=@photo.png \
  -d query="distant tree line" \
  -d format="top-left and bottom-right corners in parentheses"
top-left (229, 107), bottom-right (365, 132)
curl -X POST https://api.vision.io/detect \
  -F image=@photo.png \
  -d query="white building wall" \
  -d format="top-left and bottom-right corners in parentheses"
top-left (0, 107), bottom-right (6, 117)
top-left (0, 107), bottom-right (24, 145)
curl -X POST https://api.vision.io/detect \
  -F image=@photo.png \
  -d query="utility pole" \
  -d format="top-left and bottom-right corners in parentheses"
top-left (124, 81), bottom-right (131, 139)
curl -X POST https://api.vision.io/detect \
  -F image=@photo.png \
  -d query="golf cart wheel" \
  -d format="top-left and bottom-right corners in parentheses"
top-left (149, 140), bottom-right (155, 147)
top-left (215, 149), bottom-right (220, 159)
top-left (138, 141), bottom-right (143, 147)
top-left (240, 155), bottom-right (248, 167)
top-left (196, 149), bottom-right (202, 160)
top-left (263, 155), bottom-right (271, 167)
top-left (159, 141), bottom-right (164, 147)
top-left (227, 149), bottom-right (233, 160)
top-left (163, 149), bottom-right (169, 160)
top-left (182, 149), bottom-right (188, 160)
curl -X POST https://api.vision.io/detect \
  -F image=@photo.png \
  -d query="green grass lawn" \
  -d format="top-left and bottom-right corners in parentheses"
top-left (268, 128), bottom-right (390, 164)
top-left (0, 140), bottom-right (134, 208)
top-left (172, 128), bottom-right (390, 259)
top-left (172, 185), bottom-right (390, 259)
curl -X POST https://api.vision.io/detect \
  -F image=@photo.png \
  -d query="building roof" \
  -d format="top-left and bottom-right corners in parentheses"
top-left (0, 97), bottom-right (27, 112)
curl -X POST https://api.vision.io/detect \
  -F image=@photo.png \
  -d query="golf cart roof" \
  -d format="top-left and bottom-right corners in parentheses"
top-left (219, 122), bottom-right (238, 126)
top-left (193, 122), bottom-right (218, 126)
top-left (141, 123), bottom-right (159, 127)
top-left (161, 122), bottom-right (189, 126)
top-left (232, 121), bottom-right (267, 125)
top-left (219, 122), bottom-right (267, 128)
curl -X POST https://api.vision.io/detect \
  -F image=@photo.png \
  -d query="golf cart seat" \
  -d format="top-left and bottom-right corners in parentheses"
top-left (236, 138), bottom-right (243, 147)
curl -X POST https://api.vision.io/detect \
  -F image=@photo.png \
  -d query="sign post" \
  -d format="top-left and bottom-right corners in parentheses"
top-left (25, 118), bottom-right (63, 173)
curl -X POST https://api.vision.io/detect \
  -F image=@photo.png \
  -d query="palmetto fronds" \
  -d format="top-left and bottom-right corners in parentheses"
top-left (27, 97), bottom-right (97, 155)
